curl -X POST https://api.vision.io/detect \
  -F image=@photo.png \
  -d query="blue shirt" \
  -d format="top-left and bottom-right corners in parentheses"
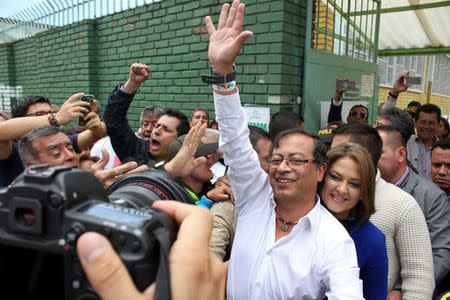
top-left (345, 219), bottom-right (389, 300)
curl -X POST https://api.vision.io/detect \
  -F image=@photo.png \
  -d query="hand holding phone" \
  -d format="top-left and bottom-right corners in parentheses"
top-left (78, 94), bottom-right (94, 126)
top-left (336, 78), bottom-right (357, 91)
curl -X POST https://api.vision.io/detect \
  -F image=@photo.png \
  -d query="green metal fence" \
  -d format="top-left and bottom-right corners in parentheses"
top-left (0, 0), bottom-right (162, 44)
top-left (312, 0), bottom-right (381, 62)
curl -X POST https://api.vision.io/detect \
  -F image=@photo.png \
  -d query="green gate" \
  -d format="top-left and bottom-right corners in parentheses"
top-left (302, 0), bottom-right (381, 132)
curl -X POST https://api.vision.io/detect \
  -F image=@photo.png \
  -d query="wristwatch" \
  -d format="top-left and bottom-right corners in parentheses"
top-left (388, 91), bottom-right (398, 99)
top-left (202, 64), bottom-right (236, 84)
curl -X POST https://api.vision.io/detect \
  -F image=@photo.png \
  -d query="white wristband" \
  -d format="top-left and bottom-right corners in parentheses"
top-left (213, 81), bottom-right (236, 92)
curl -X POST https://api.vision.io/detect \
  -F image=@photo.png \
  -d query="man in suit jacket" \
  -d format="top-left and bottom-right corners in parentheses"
top-left (377, 125), bottom-right (450, 288)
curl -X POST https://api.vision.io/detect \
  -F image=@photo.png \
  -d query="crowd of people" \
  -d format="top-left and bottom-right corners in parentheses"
top-left (0, 0), bottom-right (449, 299)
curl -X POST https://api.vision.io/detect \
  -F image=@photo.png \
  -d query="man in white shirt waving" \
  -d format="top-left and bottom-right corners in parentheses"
top-left (206, 1), bottom-right (362, 299)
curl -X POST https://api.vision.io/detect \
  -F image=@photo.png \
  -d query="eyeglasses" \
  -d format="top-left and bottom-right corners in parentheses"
top-left (269, 156), bottom-right (317, 168)
top-left (350, 111), bottom-right (367, 119)
top-left (25, 110), bottom-right (54, 117)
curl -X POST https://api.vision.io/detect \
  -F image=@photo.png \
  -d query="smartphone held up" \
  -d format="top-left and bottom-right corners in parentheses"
top-left (404, 77), bottom-right (422, 85)
top-left (78, 94), bottom-right (94, 126)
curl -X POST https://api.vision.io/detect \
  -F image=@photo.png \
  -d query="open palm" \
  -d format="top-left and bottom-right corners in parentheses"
top-left (205, 0), bottom-right (253, 74)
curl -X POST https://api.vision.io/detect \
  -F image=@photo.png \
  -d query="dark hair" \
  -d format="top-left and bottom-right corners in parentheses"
top-left (65, 127), bottom-right (85, 136)
top-left (190, 108), bottom-right (209, 121)
top-left (140, 105), bottom-right (166, 125)
top-left (269, 111), bottom-right (304, 140)
top-left (270, 128), bottom-right (327, 169)
top-left (164, 108), bottom-right (190, 137)
top-left (415, 103), bottom-right (441, 122)
top-left (376, 125), bottom-right (405, 147)
top-left (404, 108), bottom-right (416, 120)
top-left (18, 126), bottom-right (61, 164)
top-left (322, 142), bottom-right (376, 229)
top-left (209, 119), bottom-right (218, 129)
top-left (432, 137), bottom-right (450, 153)
top-left (407, 101), bottom-right (421, 109)
top-left (348, 105), bottom-right (369, 119)
top-left (248, 125), bottom-right (270, 149)
top-left (121, 155), bottom-right (156, 168)
top-left (12, 96), bottom-right (51, 118)
top-left (378, 107), bottom-right (415, 145)
top-left (439, 117), bottom-right (450, 138)
top-left (334, 123), bottom-right (383, 167)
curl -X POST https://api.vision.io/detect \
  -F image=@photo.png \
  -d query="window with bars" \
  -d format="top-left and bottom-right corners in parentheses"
top-left (432, 55), bottom-right (450, 97)
top-left (377, 55), bottom-right (425, 92)
top-left (312, 0), bottom-right (379, 63)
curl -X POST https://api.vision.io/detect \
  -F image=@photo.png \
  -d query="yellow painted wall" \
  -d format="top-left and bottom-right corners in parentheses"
top-left (379, 86), bottom-right (450, 116)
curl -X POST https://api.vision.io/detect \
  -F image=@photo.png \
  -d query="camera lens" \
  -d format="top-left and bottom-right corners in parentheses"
top-left (107, 169), bottom-right (194, 209)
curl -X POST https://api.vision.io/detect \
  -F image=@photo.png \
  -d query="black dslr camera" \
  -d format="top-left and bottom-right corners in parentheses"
top-left (0, 165), bottom-right (194, 300)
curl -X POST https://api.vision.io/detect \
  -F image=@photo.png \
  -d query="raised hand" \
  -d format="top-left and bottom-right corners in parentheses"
top-left (123, 63), bottom-right (151, 93)
top-left (391, 71), bottom-right (411, 95)
top-left (164, 122), bottom-right (208, 177)
top-left (89, 148), bottom-right (148, 189)
top-left (205, 0), bottom-right (253, 74)
top-left (84, 101), bottom-right (107, 138)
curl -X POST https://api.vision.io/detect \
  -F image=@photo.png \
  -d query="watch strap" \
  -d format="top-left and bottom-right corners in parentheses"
top-left (388, 91), bottom-right (399, 99)
top-left (202, 64), bottom-right (236, 84)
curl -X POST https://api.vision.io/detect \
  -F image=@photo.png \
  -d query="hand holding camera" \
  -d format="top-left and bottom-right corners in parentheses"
top-left (0, 165), bottom-right (198, 300)
top-left (77, 200), bottom-right (228, 300)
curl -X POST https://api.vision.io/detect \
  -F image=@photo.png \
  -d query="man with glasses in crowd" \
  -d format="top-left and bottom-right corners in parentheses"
top-left (0, 93), bottom-right (107, 187)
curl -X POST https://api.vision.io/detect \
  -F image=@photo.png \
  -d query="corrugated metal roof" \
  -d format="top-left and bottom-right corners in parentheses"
top-left (379, 0), bottom-right (450, 51)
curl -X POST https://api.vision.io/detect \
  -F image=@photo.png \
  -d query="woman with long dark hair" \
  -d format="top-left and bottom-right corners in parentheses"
top-left (320, 142), bottom-right (388, 299)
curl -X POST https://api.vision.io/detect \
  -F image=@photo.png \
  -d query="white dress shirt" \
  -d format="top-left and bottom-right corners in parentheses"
top-left (214, 90), bottom-right (363, 300)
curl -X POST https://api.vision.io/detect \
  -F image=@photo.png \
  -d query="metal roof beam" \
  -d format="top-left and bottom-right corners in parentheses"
top-left (349, 1), bottom-right (450, 16)
top-left (378, 46), bottom-right (450, 56)
top-left (409, 0), bottom-right (442, 47)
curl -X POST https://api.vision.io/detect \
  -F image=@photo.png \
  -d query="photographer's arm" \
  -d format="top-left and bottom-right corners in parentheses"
top-left (77, 201), bottom-right (228, 300)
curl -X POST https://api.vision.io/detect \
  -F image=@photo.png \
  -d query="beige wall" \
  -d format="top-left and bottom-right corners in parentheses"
top-left (379, 86), bottom-right (450, 116)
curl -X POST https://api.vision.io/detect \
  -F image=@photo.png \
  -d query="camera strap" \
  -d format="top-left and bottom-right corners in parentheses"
top-left (153, 227), bottom-right (172, 300)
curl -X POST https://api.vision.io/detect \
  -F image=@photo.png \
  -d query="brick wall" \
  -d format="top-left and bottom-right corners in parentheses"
top-left (0, 0), bottom-right (307, 130)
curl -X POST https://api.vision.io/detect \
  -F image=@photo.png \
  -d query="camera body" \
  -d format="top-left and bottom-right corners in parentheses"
top-left (0, 165), bottom-right (178, 300)
top-left (78, 94), bottom-right (94, 126)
